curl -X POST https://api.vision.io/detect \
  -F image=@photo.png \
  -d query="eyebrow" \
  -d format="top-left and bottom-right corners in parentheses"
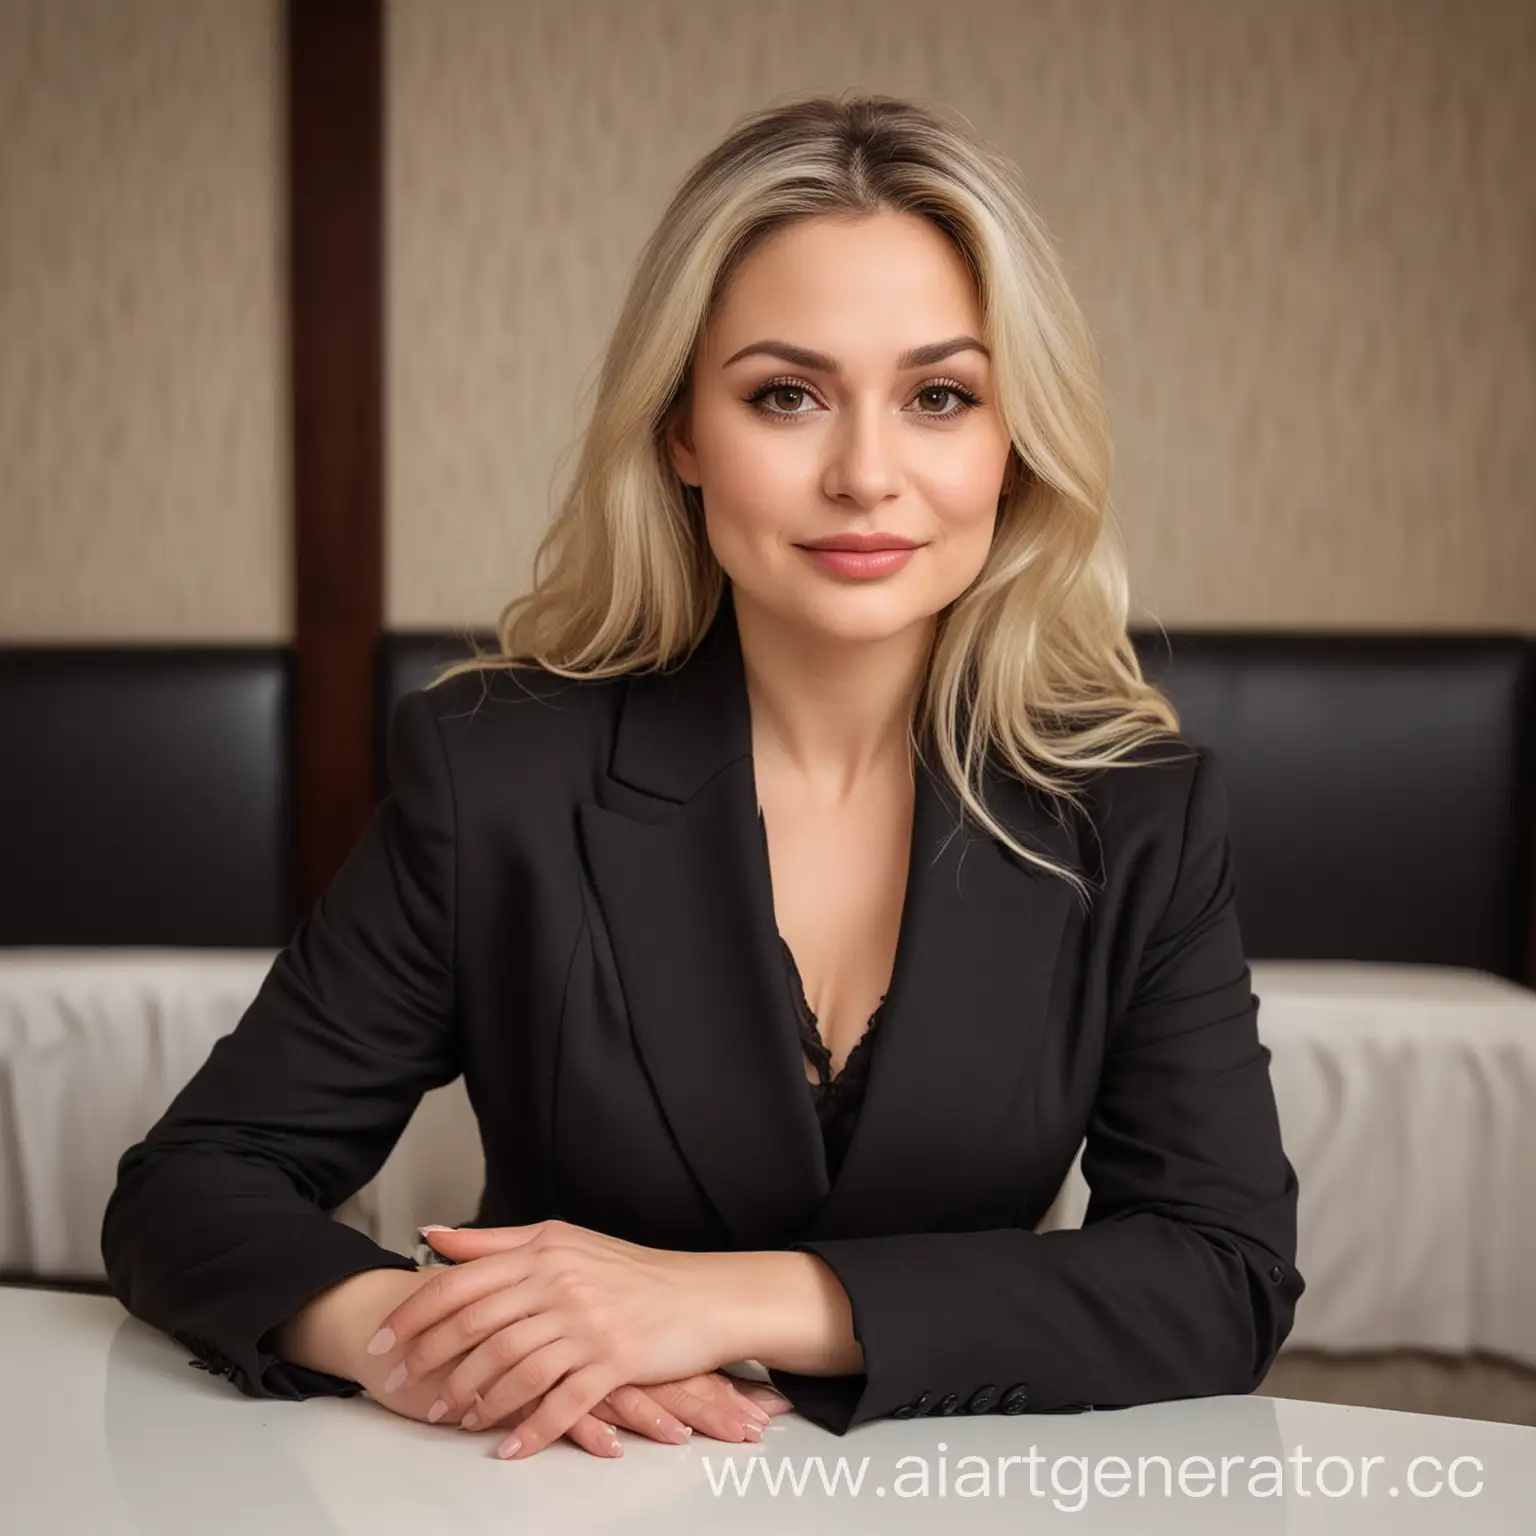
top-left (721, 335), bottom-right (991, 372)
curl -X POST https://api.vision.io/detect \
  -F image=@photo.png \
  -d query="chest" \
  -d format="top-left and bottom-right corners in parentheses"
top-left (756, 771), bottom-right (914, 1079)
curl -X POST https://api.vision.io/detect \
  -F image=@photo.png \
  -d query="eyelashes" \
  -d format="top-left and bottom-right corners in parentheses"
top-left (743, 375), bottom-right (984, 424)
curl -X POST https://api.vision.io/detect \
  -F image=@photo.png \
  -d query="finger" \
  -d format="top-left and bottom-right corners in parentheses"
top-left (458, 1388), bottom-right (527, 1434)
top-left (440, 1313), bottom-right (565, 1424)
top-left (589, 1384), bottom-right (693, 1445)
top-left (732, 1380), bottom-right (796, 1416)
top-left (701, 1371), bottom-right (791, 1418)
top-left (563, 1413), bottom-right (625, 1459)
top-left (395, 1276), bottom-right (542, 1391)
top-left (646, 1374), bottom-right (771, 1442)
top-left (421, 1220), bottom-right (568, 1261)
top-left (366, 1255), bottom-right (527, 1361)
top-left (495, 1361), bottom-right (617, 1461)
top-left (463, 1394), bottom-right (624, 1460)
top-left (472, 1336), bottom-right (586, 1438)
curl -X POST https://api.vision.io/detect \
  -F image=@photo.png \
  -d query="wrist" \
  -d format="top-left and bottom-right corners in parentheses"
top-left (707, 1250), bottom-right (854, 1372)
top-left (270, 1265), bottom-right (427, 1383)
top-left (696, 1250), bottom-right (769, 1366)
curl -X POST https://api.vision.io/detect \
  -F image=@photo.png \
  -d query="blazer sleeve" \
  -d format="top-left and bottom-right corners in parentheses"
top-left (99, 688), bottom-right (460, 1400)
top-left (769, 746), bottom-right (1304, 1435)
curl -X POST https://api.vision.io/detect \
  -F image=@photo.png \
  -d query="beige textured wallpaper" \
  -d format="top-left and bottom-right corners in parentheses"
top-left (0, 0), bottom-right (287, 641)
top-left (387, 0), bottom-right (1536, 633)
top-left (1, 1), bottom-right (1531, 640)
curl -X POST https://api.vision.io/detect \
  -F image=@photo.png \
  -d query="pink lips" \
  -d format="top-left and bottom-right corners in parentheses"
top-left (794, 533), bottom-right (924, 580)
top-left (798, 545), bottom-right (918, 579)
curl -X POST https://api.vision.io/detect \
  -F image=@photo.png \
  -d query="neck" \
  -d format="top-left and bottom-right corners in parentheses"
top-left (730, 581), bottom-right (931, 799)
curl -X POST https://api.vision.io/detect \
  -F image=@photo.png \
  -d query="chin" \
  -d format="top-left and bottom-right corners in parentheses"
top-left (788, 588), bottom-right (943, 645)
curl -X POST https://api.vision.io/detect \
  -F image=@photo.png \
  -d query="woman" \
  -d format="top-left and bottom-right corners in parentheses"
top-left (102, 92), bottom-right (1302, 1462)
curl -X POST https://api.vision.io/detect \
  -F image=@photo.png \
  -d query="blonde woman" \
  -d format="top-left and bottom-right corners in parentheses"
top-left (103, 92), bottom-right (1302, 1461)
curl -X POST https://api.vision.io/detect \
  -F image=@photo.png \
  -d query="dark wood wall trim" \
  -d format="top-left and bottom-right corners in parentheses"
top-left (285, 0), bottom-right (384, 912)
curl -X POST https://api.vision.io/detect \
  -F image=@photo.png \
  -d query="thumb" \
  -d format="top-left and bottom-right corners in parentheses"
top-left (417, 1224), bottom-right (541, 1254)
top-left (733, 1381), bottom-right (795, 1415)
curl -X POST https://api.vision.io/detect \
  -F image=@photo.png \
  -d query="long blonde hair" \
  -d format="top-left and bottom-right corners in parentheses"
top-left (431, 90), bottom-right (1183, 902)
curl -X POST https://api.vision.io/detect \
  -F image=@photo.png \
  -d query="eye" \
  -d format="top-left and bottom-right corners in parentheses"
top-left (745, 378), bottom-right (820, 419)
top-left (744, 376), bottom-right (984, 424)
top-left (911, 380), bottom-right (983, 419)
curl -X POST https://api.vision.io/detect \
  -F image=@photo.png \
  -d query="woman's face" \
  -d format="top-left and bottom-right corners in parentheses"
top-left (667, 211), bottom-right (1014, 645)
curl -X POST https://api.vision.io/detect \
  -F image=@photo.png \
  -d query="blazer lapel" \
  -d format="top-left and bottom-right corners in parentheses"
top-left (577, 586), bottom-right (1085, 1250)
top-left (801, 755), bottom-right (1080, 1240)
top-left (577, 592), bottom-right (830, 1248)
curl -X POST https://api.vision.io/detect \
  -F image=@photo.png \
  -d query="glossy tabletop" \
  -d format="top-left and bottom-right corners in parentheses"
top-left (3, 1286), bottom-right (1533, 1533)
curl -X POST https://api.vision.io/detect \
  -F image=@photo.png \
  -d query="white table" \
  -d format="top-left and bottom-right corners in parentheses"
top-left (3, 1287), bottom-right (1534, 1533)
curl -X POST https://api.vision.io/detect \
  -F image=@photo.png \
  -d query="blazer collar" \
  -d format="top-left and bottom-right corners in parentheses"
top-left (606, 583), bottom-right (755, 803)
top-left (577, 585), bottom-right (1083, 1249)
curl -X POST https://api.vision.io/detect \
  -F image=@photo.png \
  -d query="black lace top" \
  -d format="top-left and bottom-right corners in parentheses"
top-left (777, 931), bottom-right (888, 1184)
top-left (757, 806), bottom-right (890, 1181)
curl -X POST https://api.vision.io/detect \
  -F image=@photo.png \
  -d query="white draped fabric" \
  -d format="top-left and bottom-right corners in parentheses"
top-left (3, 950), bottom-right (1534, 1368)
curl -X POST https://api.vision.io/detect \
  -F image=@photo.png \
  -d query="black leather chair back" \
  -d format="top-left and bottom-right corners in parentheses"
top-left (0, 647), bottom-right (294, 946)
top-left (379, 627), bottom-right (1535, 983)
top-left (1132, 630), bottom-right (1534, 982)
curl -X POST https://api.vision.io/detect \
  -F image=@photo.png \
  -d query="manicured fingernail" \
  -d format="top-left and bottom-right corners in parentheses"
top-left (746, 1403), bottom-right (772, 1425)
top-left (427, 1399), bottom-right (448, 1423)
top-left (496, 1434), bottom-right (523, 1458)
top-left (741, 1420), bottom-right (763, 1440)
top-left (460, 1411), bottom-right (479, 1430)
top-left (382, 1362), bottom-right (409, 1394)
top-left (749, 1390), bottom-right (792, 1413)
top-left (365, 1328), bottom-right (395, 1356)
top-left (418, 1225), bottom-right (456, 1234)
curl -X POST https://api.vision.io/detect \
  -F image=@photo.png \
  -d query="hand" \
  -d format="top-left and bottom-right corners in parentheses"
top-left (459, 1371), bottom-right (794, 1458)
top-left (363, 1353), bottom-right (788, 1456)
top-left (365, 1219), bottom-right (743, 1458)
top-left (348, 1270), bottom-right (791, 1456)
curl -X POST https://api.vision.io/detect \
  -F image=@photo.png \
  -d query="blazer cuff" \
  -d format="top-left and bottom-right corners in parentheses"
top-left (167, 1219), bottom-right (420, 1400)
top-left (782, 1231), bottom-right (1096, 1432)
top-left (780, 1233), bottom-right (1023, 1432)
top-left (763, 1366), bottom-right (867, 1436)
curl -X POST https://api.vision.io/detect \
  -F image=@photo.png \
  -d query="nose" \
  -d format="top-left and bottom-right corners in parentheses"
top-left (821, 397), bottom-right (905, 509)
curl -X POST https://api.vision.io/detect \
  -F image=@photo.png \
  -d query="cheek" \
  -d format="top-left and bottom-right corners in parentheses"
top-left (924, 457), bottom-right (1005, 543)
top-left (698, 419), bottom-right (805, 538)
top-left (937, 511), bottom-right (1000, 593)
top-left (920, 461), bottom-right (1005, 590)
top-left (925, 438), bottom-right (1010, 512)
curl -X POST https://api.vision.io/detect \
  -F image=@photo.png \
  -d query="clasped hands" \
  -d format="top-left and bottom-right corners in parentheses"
top-left (362, 1218), bottom-right (786, 1460)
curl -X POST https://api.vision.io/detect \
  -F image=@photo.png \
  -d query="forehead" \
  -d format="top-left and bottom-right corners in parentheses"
top-left (706, 212), bottom-right (984, 361)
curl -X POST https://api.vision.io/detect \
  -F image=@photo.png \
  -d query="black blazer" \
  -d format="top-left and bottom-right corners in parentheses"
top-left (101, 588), bottom-right (1303, 1436)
